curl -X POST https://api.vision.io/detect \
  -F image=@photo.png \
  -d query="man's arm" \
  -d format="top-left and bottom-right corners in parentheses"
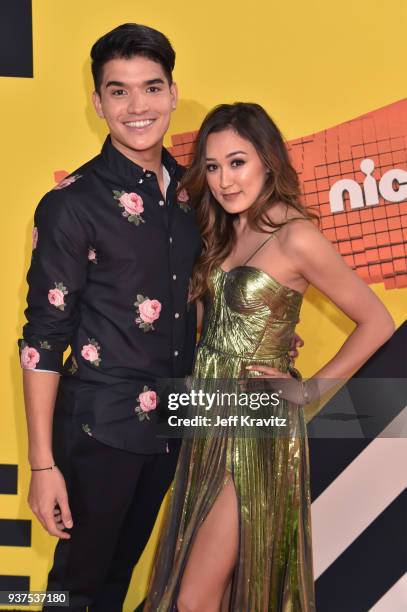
top-left (24, 370), bottom-right (73, 539)
top-left (24, 370), bottom-right (59, 468)
top-left (20, 188), bottom-right (89, 538)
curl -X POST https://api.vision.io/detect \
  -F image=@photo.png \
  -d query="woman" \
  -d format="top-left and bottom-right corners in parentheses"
top-left (145, 103), bottom-right (394, 611)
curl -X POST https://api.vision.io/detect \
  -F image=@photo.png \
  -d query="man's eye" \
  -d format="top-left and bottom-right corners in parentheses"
top-left (206, 164), bottom-right (218, 172)
top-left (112, 89), bottom-right (126, 96)
top-left (147, 86), bottom-right (161, 93)
top-left (231, 159), bottom-right (245, 167)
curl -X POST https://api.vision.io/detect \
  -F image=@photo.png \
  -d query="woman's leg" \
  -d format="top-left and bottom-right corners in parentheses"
top-left (176, 478), bottom-right (239, 612)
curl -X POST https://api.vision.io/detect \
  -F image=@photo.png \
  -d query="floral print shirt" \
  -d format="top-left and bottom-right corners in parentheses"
top-left (19, 136), bottom-right (201, 453)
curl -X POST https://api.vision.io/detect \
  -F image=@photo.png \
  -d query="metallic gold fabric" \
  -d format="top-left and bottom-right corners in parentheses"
top-left (145, 266), bottom-right (315, 611)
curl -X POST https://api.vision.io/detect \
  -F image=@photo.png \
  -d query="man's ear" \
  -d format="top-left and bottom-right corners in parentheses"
top-left (170, 82), bottom-right (178, 111)
top-left (92, 91), bottom-right (104, 119)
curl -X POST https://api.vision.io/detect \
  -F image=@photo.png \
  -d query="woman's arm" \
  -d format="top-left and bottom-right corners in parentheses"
top-left (248, 220), bottom-right (395, 403)
top-left (287, 220), bottom-right (395, 380)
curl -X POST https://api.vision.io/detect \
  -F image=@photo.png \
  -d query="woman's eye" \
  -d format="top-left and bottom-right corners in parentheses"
top-left (206, 164), bottom-right (218, 172)
top-left (231, 159), bottom-right (245, 167)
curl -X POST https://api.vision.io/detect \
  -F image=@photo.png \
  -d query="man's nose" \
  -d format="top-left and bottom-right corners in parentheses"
top-left (127, 92), bottom-right (149, 114)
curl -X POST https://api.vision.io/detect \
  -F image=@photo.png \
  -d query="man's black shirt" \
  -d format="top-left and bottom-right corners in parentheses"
top-left (19, 136), bottom-right (201, 453)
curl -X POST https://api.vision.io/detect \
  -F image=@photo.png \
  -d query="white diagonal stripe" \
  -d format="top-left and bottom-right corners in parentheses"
top-left (311, 407), bottom-right (407, 578)
top-left (378, 405), bottom-right (407, 438)
top-left (368, 574), bottom-right (407, 611)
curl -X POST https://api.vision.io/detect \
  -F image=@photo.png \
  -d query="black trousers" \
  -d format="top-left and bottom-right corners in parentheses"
top-left (43, 407), bottom-right (179, 611)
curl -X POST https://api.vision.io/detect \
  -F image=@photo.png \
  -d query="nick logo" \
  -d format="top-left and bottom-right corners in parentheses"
top-left (330, 158), bottom-right (407, 213)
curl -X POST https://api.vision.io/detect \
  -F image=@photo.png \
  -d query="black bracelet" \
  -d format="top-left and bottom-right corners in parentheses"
top-left (31, 464), bottom-right (56, 472)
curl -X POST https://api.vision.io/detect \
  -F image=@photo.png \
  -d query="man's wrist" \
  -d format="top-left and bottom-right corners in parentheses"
top-left (30, 463), bottom-right (56, 472)
top-left (28, 454), bottom-right (55, 469)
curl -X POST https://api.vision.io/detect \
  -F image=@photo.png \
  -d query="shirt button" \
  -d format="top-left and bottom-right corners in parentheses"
top-left (174, 313), bottom-right (180, 319)
top-left (145, 172), bottom-right (152, 178)
top-left (174, 350), bottom-right (179, 356)
top-left (169, 236), bottom-right (173, 244)
top-left (159, 200), bottom-right (165, 206)
top-left (172, 274), bottom-right (177, 280)
top-left (138, 178), bottom-right (143, 183)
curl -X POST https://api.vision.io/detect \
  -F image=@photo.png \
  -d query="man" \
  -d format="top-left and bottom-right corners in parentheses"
top-left (19, 23), bottom-right (201, 611)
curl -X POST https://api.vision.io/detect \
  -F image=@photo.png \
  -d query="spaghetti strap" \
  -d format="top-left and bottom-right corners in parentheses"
top-left (243, 229), bottom-right (281, 266)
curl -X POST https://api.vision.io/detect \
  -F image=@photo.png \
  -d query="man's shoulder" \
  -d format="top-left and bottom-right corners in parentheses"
top-left (36, 153), bottom-right (103, 211)
top-left (51, 153), bottom-right (102, 193)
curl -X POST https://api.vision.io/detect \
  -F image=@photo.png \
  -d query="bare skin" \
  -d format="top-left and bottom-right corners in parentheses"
top-left (92, 56), bottom-right (178, 195)
top-left (24, 370), bottom-right (73, 539)
top-left (177, 479), bottom-right (239, 612)
top-left (176, 128), bottom-right (395, 611)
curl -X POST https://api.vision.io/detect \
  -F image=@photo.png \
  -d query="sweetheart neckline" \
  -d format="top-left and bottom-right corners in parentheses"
top-left (218, 265), bottom-right (304, 299)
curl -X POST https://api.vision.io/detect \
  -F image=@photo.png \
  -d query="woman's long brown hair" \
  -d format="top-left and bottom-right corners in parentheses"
top-left (180, 103), bottom-right (318, 301)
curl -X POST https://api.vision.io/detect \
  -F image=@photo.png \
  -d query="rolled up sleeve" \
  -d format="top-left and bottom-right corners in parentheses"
top-left (18, 191), bottom-right (89, 373)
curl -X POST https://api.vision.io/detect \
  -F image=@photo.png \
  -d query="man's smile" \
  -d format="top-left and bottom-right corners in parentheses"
top-left (123, 119), bottom-right (155, 129)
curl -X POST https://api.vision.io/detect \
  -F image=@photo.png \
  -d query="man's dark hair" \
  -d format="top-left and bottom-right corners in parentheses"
top-left (91, 23), bottom-right (175, 93)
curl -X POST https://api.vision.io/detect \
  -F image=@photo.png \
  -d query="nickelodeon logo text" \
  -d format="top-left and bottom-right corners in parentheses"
top-left (329, 158), bottom-right (407, 213)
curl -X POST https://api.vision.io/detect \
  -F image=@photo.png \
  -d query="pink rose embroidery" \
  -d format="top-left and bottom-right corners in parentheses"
top-left (119, 192), bottom-right (144, 215)
top-left (135, 385), bottom-right (159, 421)
top-left (177, 184), bottom-right (191, 213)
top-left (32, 227), bottom-right (38, 250)
top-left (88, 248), bottom-right (97, 264)
top-left (139, 300), bottom-right (161, 324)
top-left (178, 188), bottom-right (189, 202)
top-left (113, 190), bottom-right (145, 226)
top-left (134, 294), bottom-right (162, 331)
top-left (54, 174), bottom-right (82, 190)
top-left (81, 338), bottom-right (101, 366)
top-left (20, 345), bottom-right (40, 369)
top-left (48, 282), bottom-right (68, 311)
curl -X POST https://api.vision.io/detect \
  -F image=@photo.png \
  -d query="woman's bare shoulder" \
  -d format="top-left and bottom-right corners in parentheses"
top-left (278, 214), bottom-right (321, 250)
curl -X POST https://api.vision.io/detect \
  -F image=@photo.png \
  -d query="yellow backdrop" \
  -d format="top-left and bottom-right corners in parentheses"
top-left (1, 0), bottom-right (406, 609)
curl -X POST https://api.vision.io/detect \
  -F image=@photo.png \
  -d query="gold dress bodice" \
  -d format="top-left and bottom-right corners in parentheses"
top-left (197, 265), bottom-right (302, 375)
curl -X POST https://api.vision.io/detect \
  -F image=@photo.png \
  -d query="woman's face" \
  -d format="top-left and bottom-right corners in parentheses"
top-left (205, 128), bottom-right (268, 214)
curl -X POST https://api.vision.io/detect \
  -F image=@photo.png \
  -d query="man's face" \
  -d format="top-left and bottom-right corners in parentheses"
top-left (93, 55), bottom-right (177, 160)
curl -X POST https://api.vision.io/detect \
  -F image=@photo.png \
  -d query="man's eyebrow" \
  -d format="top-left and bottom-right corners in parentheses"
top-left (105, 78), bottom-right (165, 88)
top-left (205, 150), bottom-right (248, 160)
top-left (144, 78), bottom-right (165, 86)
top-left (105, 80), bottom-right (125, 88)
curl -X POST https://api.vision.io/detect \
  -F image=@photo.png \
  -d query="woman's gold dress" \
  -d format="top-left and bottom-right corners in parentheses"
top-left (145, 263), bottom-right (315, 611)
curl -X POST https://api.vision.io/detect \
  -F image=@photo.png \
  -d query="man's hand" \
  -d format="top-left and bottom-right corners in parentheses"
top-left (289, 332), bottom-right (304, 361)
top-left (28, 467), bottom-right (73, 539)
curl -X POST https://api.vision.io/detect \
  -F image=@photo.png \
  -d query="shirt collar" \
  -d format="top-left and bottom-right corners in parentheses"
top-left (101, 135), bottom-right (179, 183)
top-left (162, 164), bottom-right (171, 197)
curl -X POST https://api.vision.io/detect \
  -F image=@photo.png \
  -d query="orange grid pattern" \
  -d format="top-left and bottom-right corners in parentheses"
top-left (168, 99), bottom-right (407, 289)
